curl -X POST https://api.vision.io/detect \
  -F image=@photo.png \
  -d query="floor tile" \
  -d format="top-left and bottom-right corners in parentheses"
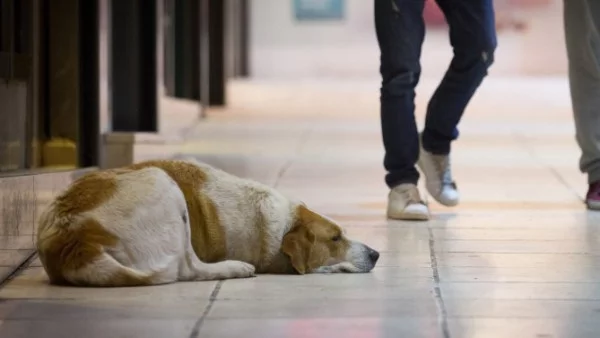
top-left (199, 318), bottom-right (443, 338)
top-left (217, 273), bottom-right (434, 300)
top-left (0, 298), bottom-right (208, 320)
top-left (0, 267), bottom-right (217, 302)
top-left (448, 318), bottom-right (600, 338)
top-left (438, 266), bottom-right (600, 283)
top-left (441, 282), bottom-right (600, 300)
top-left (435, 252), bottom-right (600, 268)
top-left (445, 299), bottom-right (600, 318)
top-left (208, 298), bottom-right (439, 319)
top-left (0, 319), bottom-right (197, 338)
top-left (433, 240), bottom-right (599, 254)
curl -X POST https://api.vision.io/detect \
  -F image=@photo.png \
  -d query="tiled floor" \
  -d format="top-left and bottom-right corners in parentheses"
top-left (2, 77), bottom-right (599, 338)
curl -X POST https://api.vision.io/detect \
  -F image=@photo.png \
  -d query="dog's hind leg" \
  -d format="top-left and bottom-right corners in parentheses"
top-left (175, 196), bottom-right (256, 281)
top-left (178, 249), bottom-right (256, 281)
top-left (175, 212), bottom-right (255, 281)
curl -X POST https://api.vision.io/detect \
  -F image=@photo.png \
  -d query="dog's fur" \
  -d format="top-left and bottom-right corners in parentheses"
top-left (36, 159), bottom-right (379, 287)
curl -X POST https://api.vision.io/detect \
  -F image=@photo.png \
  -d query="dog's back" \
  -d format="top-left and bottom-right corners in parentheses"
top-left (37, 167), bottom-right (189, 286)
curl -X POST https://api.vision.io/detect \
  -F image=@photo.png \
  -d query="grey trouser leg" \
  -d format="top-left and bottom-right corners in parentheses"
top-left (564, 0), bottom-right (600, 183)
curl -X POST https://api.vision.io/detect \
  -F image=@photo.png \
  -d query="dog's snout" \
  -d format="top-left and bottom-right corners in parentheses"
top-left (368, 248), bottom-right (380, 264)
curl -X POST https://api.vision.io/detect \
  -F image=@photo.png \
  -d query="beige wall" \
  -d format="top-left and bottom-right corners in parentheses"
top-left (249, 0), bottom-right (567, 79)
top-left (515, 0), bottom-right (567, 75)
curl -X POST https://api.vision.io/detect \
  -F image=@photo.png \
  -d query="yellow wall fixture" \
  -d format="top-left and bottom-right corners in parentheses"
top-left (42, 138), bottom-right (77, 169)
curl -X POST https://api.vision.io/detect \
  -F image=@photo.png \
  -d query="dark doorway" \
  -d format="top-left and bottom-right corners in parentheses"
top-left (111, 0), bottom-right (158, 132)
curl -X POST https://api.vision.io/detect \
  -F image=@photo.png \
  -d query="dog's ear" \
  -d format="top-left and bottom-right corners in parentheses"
top-left (281, 225), bottom-right (315, 274)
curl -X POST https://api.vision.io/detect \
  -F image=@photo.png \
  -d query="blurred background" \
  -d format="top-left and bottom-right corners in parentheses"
top-left (0, 0), bottom-right (566, 173)
top-left (252, 0), bottom-right (564, 79)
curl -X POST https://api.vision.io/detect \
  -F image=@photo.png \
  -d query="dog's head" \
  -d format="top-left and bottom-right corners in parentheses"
top-left (281, 205), bottom-right (379, 274)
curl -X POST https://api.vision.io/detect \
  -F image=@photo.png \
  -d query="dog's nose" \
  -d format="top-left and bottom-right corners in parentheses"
top-left (368, 248), bottom-right (380, 263)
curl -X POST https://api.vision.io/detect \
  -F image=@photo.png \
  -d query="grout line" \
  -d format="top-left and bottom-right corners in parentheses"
top-left (512, 132), bottom-right (584, 202)
top-left (272, 127), bottom-right (314, 188)
top-left (0, 252), bottom-right (37, 289)
top-left (188, 280), bottom-right (224, 338)
top-left (428, 227), bottom-right (451, 338)
top-left (273, 160), bottom-right (294, 188)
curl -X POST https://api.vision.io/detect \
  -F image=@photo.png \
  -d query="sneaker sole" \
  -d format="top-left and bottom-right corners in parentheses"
top-left (421, 181), bottom-right (459, 207)
top-left (387, 210), bottom-right (430, 221)
top-left (432, 191), bottom-right (459, 207)
top-left (587, 199), bottom-right (600, 210)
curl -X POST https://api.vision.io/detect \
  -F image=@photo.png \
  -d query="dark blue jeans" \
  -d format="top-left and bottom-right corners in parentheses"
top-left (375, 0), bottom-right (497, 188)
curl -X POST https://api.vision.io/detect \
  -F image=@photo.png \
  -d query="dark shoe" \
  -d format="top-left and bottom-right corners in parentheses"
top-left (586, 181), bottom-right (600, 210)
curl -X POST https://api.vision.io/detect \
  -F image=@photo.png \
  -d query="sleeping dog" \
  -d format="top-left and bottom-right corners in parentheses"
top-left (36, 158), bottom-right (379, 287)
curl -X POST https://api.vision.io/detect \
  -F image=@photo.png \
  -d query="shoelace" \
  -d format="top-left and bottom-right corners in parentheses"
top-left (400, 187), bottom-right (424, 204)
top-left (434, 155), bottom-right (457, 188)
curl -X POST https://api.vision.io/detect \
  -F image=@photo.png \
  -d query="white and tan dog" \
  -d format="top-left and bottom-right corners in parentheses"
top-left (36, 159), bottom-right (379, 287)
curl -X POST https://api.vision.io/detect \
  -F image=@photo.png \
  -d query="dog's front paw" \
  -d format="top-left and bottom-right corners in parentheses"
top-left (312, 262), bottom-right (361, 274)
top-left (222, 260), bottom-right (256, 279)
top-left (312, 266), bottom-right (334, 274)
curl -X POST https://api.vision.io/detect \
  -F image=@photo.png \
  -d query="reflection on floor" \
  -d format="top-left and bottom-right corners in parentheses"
top-left (1, 77), bottom-right (599, 338)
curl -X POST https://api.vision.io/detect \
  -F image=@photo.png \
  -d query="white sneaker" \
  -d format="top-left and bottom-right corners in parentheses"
top-left (387, 183), bottom-right (430, 221)
top-left (417, 135), bottom-right (460, 207)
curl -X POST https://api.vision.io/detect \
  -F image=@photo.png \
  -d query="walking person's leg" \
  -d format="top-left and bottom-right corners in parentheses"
top-left (564, 0), bottom-right (600, 209)
top-left (419, 0), bottom-right (497, 206)
top-left (375, 0), bottom-right (429, 220)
